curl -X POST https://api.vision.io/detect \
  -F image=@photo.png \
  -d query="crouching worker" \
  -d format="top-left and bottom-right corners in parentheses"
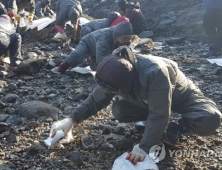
top-left (55, 0), bottom-right (82, 41)
top-left (80, 11), bottom-right (125, 38)
top-left (35, 0), bottom-right (54, 18)
top-left (0, 15), bottom-right (21, 68)
top-left (50, 46), bottom-right (221, 165)
top-left (51, 20), bottom-right (133, 73)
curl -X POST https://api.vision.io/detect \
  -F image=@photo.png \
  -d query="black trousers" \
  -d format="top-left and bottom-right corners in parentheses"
top-left (0, 33), bottom-right (21, 64)
top-left (203, 9), bottom-right (222, 50)
top-left (112, 91), bottom-right (221, 136)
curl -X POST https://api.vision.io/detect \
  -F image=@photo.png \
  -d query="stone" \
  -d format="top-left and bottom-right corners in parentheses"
top-left (67, 151), bottom-right (88, 166)
top-left (0, 114), bottom-right (9, 122)
top-left (15, 101), bottom-right (60, 120)
top-left (7, 83), bottom-right (18, 91)
top-left (28, 141), bottom-right (45, 155)
top-left (4, 94), bottom-right (19, 103)
top-left (14, 58), bottom-right (47, 74)
top-left (6, 134), bottom-right (19, 143)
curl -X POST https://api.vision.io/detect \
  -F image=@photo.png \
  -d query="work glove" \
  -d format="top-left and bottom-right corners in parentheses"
top-left (50, 118), bottom-right (74, 138)
top-left (126, 144), bottom-right (147, 165)
top-left (28, 12), bottom-right (34, 21)
top-left (51, 62), bottom-right (69, 74)
top-left (15, 15), bottom-right (21, 21)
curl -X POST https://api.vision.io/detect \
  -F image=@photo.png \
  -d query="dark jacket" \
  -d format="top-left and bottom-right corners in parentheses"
top-left (0, 0), bottom-right (35, 14)
top-left (65, 21), bottom-right (133, 68)
top-left (203, 0), bottom-right (222, 9)
top-left (80, 12), bottom-right (120, 37)
top-left (70, 51), bottom-right (204, 153)
top-left (125, 2), bottom-right (148, 34)
top-left (55, 0), bottom-right (82, 26)
top-left (35, 0), bottom-right (53, 17)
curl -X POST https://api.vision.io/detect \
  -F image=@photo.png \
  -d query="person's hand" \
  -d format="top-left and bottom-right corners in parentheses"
top-left (28, 12), bottom-right (34, 21)
top-left (126, 144), bottom-right (147, 165)
top-left (51, 118), bottom-right (74, 138)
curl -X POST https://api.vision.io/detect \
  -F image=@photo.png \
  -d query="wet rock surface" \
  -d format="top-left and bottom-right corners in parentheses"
top-left (0, 0), bottom-right (222, 170)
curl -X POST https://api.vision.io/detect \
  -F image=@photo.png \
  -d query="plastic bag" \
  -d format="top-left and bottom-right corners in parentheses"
top-left (112, 152), bottom-right (159, 170)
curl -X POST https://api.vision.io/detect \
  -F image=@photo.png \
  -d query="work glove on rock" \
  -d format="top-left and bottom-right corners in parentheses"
top-left (50, 118), bottom-right (75, 138)
top-left (51, 62), bottom-right (69, 74)
top-left (28, 12), bottom-right (34, 21)
top-left (126, 144), bottom-right (147, 165)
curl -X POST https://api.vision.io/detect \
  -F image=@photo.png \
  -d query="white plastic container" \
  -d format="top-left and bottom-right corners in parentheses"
top-left (44, 130), bottom-right (64, 148)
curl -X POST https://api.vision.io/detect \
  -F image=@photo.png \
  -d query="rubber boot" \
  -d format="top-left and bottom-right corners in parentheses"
top-left (201, 35), bottom-right (220, 57)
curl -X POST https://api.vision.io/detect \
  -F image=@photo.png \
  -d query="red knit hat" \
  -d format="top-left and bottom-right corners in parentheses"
top-left (96, 54), bottom-right (135, 94)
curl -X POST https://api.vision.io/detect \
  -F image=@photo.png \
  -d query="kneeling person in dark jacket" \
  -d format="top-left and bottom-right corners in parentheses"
top-left (51, 20), bottom-right (133, 73)
top-left (50, 46), bottom-right (221, 165)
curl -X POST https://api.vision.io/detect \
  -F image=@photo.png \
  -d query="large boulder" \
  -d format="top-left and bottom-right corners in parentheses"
top-left (15, 101), bottom-right (60, 120)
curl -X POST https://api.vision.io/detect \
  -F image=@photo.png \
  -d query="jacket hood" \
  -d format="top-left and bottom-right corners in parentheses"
top-left (112, 20), bottom-right (133, 42)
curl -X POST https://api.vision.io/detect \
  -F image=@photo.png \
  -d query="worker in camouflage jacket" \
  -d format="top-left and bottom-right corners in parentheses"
top-left (118, 0), bottom-right (148, 35)
top-left (49, 46), bottom-right (221, 165)
top-left (51, 20), bottom-right (133, 73)
top-left (35, 0), bottom-right (54, 18)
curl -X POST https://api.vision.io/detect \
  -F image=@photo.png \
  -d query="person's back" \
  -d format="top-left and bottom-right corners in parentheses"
top-left (35, 0), bottom-right (52, 18)
top-left (0, 14), bottom-right (15, 34)
top-left (125, 2), bottom-right (148, 34)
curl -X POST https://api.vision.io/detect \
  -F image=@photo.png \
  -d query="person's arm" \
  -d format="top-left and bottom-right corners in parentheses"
top-left (71, 86), bottom-right (114, 123)
top-left (50, 86), bottom-right (114, 137)
top-left (27, 0), bottom-right (35, 21)
top-left (127, 66), bottom-right (172, 164)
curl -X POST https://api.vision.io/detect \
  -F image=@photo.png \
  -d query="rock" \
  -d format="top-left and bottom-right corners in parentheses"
top-left (14, 58), bottom-right (47, 74)
top-left (67, 151), bottom-right (88, 166)
top-left (165, 37), bottom-right (186, 45)
top-left (6, 134), bottom-right (19, 143)
top-left (0, 101), bottom-right (6, 109)
top-left (0, 122), bottom-right (11, 133)
top-left (28, 141), bottom-right (45, 155)
top-left (15, 101), bottom-right (60, 120)
top-left (0, 80), bottom-right (7, 88)
top-left (24, 52), bottom-right (38, 59)
top-left (0, 160), bottom-right (16, 170)
top-left (7, 83), bottom-right (18, 91)
top-left (6, 115), bottom-right (22, 125)
top-left (0, 114), bottom-right (9, 122)
top-left (81, 134), bottom-right (94, 149)
top-left (138, 31), bottom-right (154, 38)
top-left (4, 94), bottom-right (19, 103)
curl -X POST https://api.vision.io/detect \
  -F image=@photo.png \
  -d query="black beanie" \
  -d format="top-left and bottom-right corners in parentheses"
top-left (96, 54), bottom-right (135, 94)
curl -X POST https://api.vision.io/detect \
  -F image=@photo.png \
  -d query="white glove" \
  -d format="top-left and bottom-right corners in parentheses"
top-left (50, 118), bottom-right (74, 138)
top-left (126, 144), bottom-right (147, 165)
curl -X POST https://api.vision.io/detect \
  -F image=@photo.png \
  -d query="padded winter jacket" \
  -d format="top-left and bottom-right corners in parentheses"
top-left (35, 0), bottom-right (53, 17)
top-left (65, 20), bottom-right (133, 68)
top-left (55, 0), bottom-right (82, 26)
top-left (203, 0), bottom-right (222, 9)
top-left (70, 50), bottom-right (203, 153)
top-left (125, 2), bottom-right (148, 34)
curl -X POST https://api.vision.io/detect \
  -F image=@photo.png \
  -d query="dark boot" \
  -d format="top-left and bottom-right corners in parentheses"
top-left (163, 119), bottom-right (192, 146)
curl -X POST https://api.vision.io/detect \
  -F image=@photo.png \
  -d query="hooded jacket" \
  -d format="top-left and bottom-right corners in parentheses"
top-left (35, 0), bottom-right (52, 17)
top-left (80, 12), bottom-right (121, 38)
top-left (65, 20), bottom-right (133, 68)
top-left (55, 0), bottom-right (82, 26)
top-left (125, 2), bottom-right (148, 34)
top-left (69, 48), bottom-right (211, 153)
